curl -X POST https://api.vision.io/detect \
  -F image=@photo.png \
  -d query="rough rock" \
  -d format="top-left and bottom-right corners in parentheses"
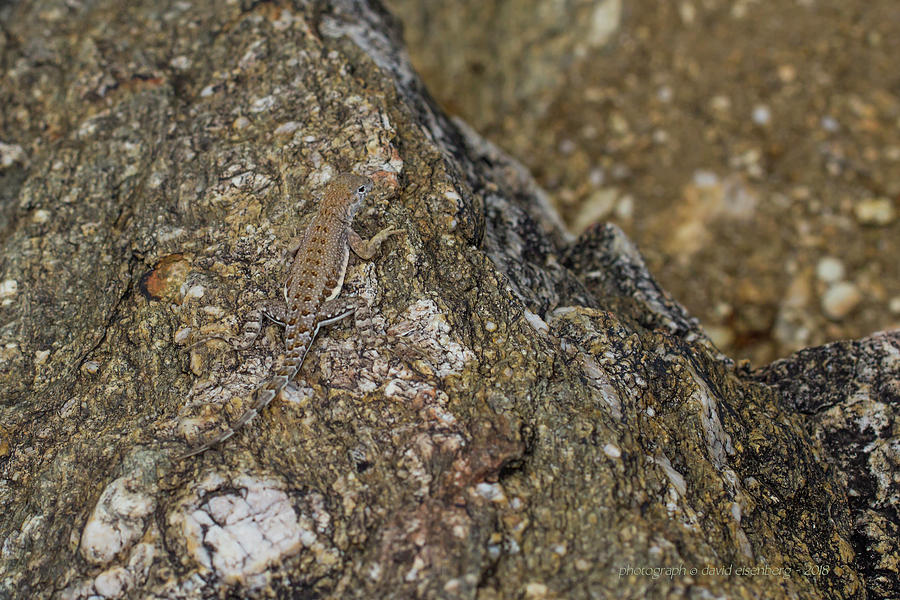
top-left (0, 1), bottom-right (894, 599)
top-left (752, 331), bottom-right (900, 600)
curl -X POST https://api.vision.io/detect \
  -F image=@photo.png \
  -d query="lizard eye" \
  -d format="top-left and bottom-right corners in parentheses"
top-left (357, 185), bottom-right (367, 194)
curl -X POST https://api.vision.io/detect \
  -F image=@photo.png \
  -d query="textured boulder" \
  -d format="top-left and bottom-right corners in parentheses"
top-left (0, 1), bottom-right (893, 599)
top-left (753, 332), bottom-right (900, 600)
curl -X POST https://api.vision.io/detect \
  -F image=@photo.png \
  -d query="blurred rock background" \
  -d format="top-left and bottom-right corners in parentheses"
top-left (384, 0), bottom-right (900, 364)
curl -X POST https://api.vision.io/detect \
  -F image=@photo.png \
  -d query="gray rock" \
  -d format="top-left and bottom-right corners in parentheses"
top-left (752, 331), bottom-right (900, 600)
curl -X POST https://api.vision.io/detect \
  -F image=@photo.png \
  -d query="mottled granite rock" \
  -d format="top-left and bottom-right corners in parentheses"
top-left (752, 331), bottom-right (900, 600)
top-left (0, 1), bottom-right (891, 599)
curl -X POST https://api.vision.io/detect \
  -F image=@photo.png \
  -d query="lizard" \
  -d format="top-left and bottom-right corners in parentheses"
top-left (178, 172), bottom-right (401, 458)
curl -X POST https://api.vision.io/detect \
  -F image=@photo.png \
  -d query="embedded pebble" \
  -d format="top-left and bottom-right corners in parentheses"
top-left (692, 169), bottom-right (719, 187)
top-left (853, 197), bottom-right (896, 226)
top-left (821, 282), bottom-right (863, 320)
top-left (0, 279), bottom-right (17, 306)
top-left (81, 360), bottom-right (100, 374)
top-left (0, 142), bottom-right (26, 168)
top-left (174, 327), bottom-right (192, 344)
top-left (175, 477), bottom-right (309, 583)
top-left (81, 477), bottom-right (155, 564)
top-left (94, 566), bottom-right (133, 598)
top-left (274, 121), bottom-right (300, 136)
top-left (524, 582), bottom-right (549, 599)
top-left (169, 55), bottom-right (191, 70)
top-left (182, 285), bottom-right (205, 301)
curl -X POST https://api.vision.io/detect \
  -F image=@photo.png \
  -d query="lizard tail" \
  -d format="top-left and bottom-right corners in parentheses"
top-left (175, 373), bottom-right (291, 460)
top-left (176, 321), bottom-right (317, 460)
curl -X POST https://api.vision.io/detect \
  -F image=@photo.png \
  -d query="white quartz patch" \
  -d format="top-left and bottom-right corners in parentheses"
top-left (81, 477), bottom-right (155, 564)
top-left (682, 361), bottom-right (735, 469)
top-left (391, 299), bottom-right (475, 377)
top-left (522, 308), bottom-right (550, 335)
top-left (176, 476), bottom-right (309, 584)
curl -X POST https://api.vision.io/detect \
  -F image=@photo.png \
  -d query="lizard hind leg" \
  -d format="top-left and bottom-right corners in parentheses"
top-left (189, 301), bottom-right (287, 351)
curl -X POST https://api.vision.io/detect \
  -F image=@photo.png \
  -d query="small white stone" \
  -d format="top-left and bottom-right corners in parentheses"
top-left (615, 194), bottom-right (634, 220)
top-left (558, 139), bottom-right (576, 155)
top-left (854, 197), bottom-right (896, 226)
top-left (657, 86), bottom-right (673, 103)
top-left (183, 285), bottom-right (205, 301)
top-left (32, 209), bottom-right (51, 224)
top-left (602, 443), bottom-right (621, 458)
top-left (177, 477), bottom-right (304, 583)
top-left (731, 501), bottom-right (742, 523)
top-left (174, 327), bottom-right (192, 344)
top-left (81, 478), bottom-right (155, 564)
top-left (169, 55), bottom-right (191, 70)
top-left (82, 360), bottom-right (100, 374)
top-left (693, 169), bottom-right (719, 188)
top-left (249, 95), bottom-right (275, 113)
top-left (94, 566), bottom-right (133, 598)
top-left (751, 105), bottom-right (771, 125)
top-left (474, 482), bottom-right (504, 502)
top-left (710, 95), bottom-right (731, 112)
top-left (889, 296), bottom-right (900, 314)
top-left (821, 116), bottom-right (839, 132)
top-left (200, 305), bottom-right (225, 317)
top-left (274, 121), bottom-right (300, 136)
top-left (0, 142), bottom-right (26, 168)
top-left (816, 257), bottom-right (845, 283)
top-left (0, 279), bottom-right (17, 305)
top-left (522, 309), bottom-right (549, 335)
top-left (821, 282), bottom-right (862, 320)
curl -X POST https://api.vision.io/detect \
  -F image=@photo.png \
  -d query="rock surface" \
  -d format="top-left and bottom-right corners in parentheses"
top-left (753, 331), bottom-right (900, 600)
top-left (0, 1), bottom-right (893, 599)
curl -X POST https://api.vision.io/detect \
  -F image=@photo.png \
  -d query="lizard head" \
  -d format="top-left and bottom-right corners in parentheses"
top-left (327, 172), bottom-right (374, 220)
top-left (331, 172), bottom-right (373, 199)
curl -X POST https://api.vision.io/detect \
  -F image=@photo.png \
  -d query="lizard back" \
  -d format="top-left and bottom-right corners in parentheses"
top-left (178, 173), bottom-right (374, 458)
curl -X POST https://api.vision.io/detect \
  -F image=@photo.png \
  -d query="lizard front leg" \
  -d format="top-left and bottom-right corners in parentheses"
top-left (348, 227), bottom-right (403, 260)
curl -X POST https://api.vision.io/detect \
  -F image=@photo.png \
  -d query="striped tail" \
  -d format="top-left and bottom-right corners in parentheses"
top-left (176, 331), bottom-right (315, 459)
